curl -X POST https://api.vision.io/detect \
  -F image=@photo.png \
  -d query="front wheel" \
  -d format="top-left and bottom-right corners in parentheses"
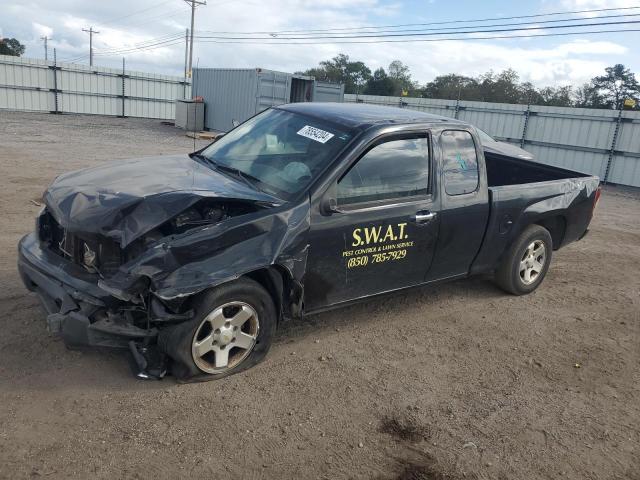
top-left (159, 277), bottom-right (277, 382)
top-left (495, 225), bottom-right (553, 295)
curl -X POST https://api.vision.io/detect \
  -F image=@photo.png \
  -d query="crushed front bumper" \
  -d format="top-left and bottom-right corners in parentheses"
top-left (18, 233), bottom-right (156, 349)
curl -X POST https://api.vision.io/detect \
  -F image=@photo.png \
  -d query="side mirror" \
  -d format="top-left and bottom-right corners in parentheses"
top-left (321, 197), bottom-right (343, 215)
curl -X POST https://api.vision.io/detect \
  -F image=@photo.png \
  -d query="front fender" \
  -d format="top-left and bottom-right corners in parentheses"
top-left (136, 201), bottom-right (309, 300)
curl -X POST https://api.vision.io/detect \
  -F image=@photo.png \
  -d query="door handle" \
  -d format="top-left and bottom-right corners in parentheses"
top-left (413, 211), bottom-right (436, 224)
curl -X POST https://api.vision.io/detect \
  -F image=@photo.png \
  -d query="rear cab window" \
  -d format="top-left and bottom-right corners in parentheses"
top-left (337, 134), bottom-right (430, 206)
top-left (441, 130), bottom-right (479, 195)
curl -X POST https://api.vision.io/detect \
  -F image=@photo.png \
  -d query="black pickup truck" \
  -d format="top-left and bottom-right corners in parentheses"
top-left (18, 103), bottom-right (601, 381)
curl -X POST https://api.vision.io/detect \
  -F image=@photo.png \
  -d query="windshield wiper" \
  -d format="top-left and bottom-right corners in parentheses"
top-left (190, 152), bottom-right (215, 168)
top-left (215, 163), bottom-right (265, 192)
top-left (190, 153), bottom-right (266, 194)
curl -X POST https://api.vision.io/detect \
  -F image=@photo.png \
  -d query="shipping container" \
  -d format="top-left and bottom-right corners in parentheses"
top-left (192, 68), bottom-right (344, 132)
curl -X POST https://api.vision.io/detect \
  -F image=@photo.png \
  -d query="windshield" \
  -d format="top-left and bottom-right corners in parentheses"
top-left (475, 128), bottom-right (497, 145)
top-left (200, 109), bottom-right (353, 200)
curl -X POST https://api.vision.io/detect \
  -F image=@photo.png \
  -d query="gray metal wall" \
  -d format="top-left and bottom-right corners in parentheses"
top-left (193, 68), bottom-right (259, 132)
top-left (345, 94), bottom-right (640, 188)
top-left (255, 70), bottom-right (292, 114)
top-left (314, 81), bottom-right (345, 102)
top-left (193, 68), bottom-right (344, 132)
top-left (193, 68), bottom-right (296, 132)
top-left (0, 54), bottom-right (190, 119)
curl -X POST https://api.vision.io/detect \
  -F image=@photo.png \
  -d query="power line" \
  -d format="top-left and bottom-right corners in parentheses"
top-left (70, 23), bottom-right (640, 59)
top-left (94, 38), bottom-right (185, 56)
top-left (192, 28), bottom-right (640, 45)
top-left (104, 7), bottom-right (190, 30)
top-left (94, 0), bottom-right (175, 28)
top-left (60, 27), bottom-right (640, 62)
top-left (93, 33), bottom-right (185, 54)
top-left (84, 11), bottom-right (639, 58)
top-left (55, 5), bottom-right (640, 63)
top-left (61, 32), bottom-right (184, 62)
top-left (89, 25), bottom-right (640, 56)
top-left (196, 12), bottom-right (640, 37)
top-left (192, 19), bottom-right (640, 40)
top-left (197, 4), bottom-right (640, 35)
top-left (92, 0), bottom-right (241, 33)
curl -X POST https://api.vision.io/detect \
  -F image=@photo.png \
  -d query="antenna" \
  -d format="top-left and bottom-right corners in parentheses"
top-left (193, 57), bottom-right (200, 152)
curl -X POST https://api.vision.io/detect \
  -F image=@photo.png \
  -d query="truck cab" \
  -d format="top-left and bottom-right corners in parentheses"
top-left (303, 116), bottom-right (489, 310)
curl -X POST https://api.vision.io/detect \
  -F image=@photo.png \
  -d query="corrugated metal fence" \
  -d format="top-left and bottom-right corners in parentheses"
top-left (345, 94), bottom-right (640, 188)
top-left (0, 54), bottom-right (190, 120)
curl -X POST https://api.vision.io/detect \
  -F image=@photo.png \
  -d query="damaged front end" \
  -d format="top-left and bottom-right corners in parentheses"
top-left (18, 155), bottom-right (310, 379)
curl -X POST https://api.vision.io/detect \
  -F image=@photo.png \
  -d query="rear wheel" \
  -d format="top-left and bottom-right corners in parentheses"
top-left (495, 225), bottom-right (552, 295)
top-left (159, 277), bottom-right (277, 382)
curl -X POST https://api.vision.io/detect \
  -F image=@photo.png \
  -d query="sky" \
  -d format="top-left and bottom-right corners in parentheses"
top-left (1, 0), bottom-right (639, 87)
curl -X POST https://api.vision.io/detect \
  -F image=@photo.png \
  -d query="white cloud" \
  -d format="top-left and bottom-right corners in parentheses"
top-left (560, 0), bottom-right (638, 9)
top-left (1, 0), bottom-right (637, 87)
top-left (558, 0), bottom-right (639, 17)
top-left (339, 38), bottom-right (624, 86)
top-left (32, 23), bottom-right (53, 38)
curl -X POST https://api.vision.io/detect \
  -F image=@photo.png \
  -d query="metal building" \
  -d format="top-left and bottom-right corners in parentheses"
top-left (192, 68), bottom-right (344, 132)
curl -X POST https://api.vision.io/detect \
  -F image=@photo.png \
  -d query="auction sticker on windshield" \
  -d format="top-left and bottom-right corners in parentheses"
top-left (297, 125), bottom-right (334, 144)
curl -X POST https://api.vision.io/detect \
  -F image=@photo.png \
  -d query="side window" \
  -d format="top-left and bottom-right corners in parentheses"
top-left (441, 130), bottom-right (479, 195)
top-left (337, 136), bottom-right (429, 205)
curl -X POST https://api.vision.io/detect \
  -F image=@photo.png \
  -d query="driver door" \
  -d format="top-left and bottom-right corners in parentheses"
top-left (304, 131), bottom-right (440, 311)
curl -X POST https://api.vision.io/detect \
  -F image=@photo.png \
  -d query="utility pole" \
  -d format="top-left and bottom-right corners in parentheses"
top-left (82, 26), bottom-right (100, 66)
top-left (183, 28), bottom-right (189, 98)
top-left (183, 0), bottom-right (206, 79)
top-left (184, 28), bottom-right (189, 81)
top-left (41, 36), bottom-right (51, 61)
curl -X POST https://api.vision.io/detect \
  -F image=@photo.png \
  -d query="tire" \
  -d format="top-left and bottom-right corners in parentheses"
top-left (158, 277), bottom-right (277, 382)
top-left (495, 224), bottom-right (553, 295)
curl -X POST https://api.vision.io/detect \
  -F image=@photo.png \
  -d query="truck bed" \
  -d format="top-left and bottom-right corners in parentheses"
top-left (470, 151), bottom-right (600, 275)
top-left (484, 151), bottom-right (590, 187)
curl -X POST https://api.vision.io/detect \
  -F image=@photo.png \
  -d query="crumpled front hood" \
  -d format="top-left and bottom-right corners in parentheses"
top-left (44, 154), bottom-right (279, 247)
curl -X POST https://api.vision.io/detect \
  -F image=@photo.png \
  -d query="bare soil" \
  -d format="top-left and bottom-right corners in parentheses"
top-left (1, 111), bottom-right (638, 480)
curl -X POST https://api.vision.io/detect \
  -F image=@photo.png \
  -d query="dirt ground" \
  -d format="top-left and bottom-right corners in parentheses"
top-left (0, 111), bottom-right (638, 480)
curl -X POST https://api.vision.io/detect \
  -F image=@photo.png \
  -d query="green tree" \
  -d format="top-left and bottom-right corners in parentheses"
top-left (518, 81), bottom-right (543, 104)
top-left (301, 56), bottom-right (639, 110)
top-left (538, 86), bottom-right (573, 107)
top-left (302, 54), bottom-right (371, 94)
top-left (574, 82), bottom-right (607, 109)
top-left (363, 68), bottom-right (396, 96)
top-left (387, 60), bottom-right (416, 95)
top-left (591, 64), bottom-right (639, 109)
top-left (0, 38), bottom-right (25, 57)
top-left (421, 74), bottom-right (479, 100)
top-left (476, 69), bottom-right (523, 103)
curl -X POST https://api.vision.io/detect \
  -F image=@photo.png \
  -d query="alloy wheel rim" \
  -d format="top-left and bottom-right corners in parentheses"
top-left (191, 301), bottom-right (259, 374)
top-left (519, 240), bottom-right (546, 285)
